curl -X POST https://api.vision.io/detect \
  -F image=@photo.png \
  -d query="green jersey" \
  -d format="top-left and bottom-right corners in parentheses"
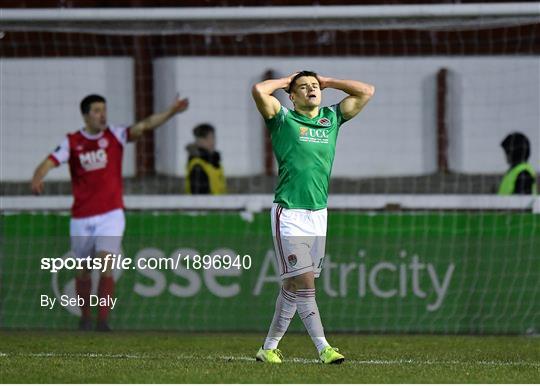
top-left (265, 104), bottom-right (347, 210)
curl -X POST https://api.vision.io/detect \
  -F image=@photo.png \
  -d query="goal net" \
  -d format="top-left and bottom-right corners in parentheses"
top-left (1, 4), bottom-right (539, 334)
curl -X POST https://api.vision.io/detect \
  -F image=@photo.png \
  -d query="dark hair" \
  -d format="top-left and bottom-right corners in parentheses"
top-left (193, 123), bottom-right (215, 139)
top-left (80, 94), bottom-right (106, 115)
top-left (287, 70), bottom-right (319, 94)
top-left (501, 132), bottom-right (530, 165)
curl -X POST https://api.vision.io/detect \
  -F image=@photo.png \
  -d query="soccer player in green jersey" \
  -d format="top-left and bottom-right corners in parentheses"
top-left (252, 71), bottom-right (374, 364)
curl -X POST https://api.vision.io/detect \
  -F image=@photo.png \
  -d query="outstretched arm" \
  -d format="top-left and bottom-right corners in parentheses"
top-left (317, 76), bottom-right (375, 121)
top-left (251, 73), bottom-right (296, 120)
top-left (31, 157), bottom-right (56, 195)
top-left (130, 96), bottom-right (189, 141)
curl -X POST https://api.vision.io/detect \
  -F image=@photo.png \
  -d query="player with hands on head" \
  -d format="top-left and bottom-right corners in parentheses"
top-left (252, 71), bottom-right (374, 364)
top-left (31, 93), bottom-right (188, 331)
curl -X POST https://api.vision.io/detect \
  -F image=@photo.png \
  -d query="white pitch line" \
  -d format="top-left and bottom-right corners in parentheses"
top-left (0, 352), bottom-right (538, 368)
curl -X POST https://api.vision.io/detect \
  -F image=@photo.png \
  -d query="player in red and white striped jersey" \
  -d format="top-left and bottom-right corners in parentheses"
top-left (31, 94), bottom-right (188, 331)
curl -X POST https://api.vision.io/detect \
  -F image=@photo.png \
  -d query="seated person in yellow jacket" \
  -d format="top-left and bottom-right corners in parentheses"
top-left (185, 123), bottom-right (227, 194)
top-left (498, 132), bottom-right (537, 195)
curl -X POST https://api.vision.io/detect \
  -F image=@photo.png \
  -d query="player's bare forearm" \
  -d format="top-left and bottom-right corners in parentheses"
top-left (131, 110), bottom-right (174, 138)
top-left (31, 158), bottom-right (56, 195)
top-left (130, 97), bottom-right (189, 140)
top-left (252, 76), bottom-right (291, 96)
top-left (319, 77), bottom-right (375, 98)
top-left (252, 73), bottom-right (297, 119)
top-left (318, 76), bottom-right (375, 120)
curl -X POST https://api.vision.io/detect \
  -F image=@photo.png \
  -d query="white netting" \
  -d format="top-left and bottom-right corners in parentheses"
top-left (0, 5), bottom-right (539, 333)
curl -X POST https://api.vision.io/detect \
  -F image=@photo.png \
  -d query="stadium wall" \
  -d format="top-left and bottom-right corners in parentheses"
top-left (153, 56), bottom-right (540, 177)
top-left (1, 56), bottom-right (538, 181)
top-left (0, 57), bottom-right (136, 181)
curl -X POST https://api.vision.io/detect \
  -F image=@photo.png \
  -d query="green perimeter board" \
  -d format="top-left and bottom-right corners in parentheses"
top-left (1, 211), bottom-right (539, 333)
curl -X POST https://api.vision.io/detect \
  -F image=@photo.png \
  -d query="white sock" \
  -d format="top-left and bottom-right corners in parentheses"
top-left (263, 288), bottom-right (297, 350)
top-left (296, 288), bottom-right (330, 353)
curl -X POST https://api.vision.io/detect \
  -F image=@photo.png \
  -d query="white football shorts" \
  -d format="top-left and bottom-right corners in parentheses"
top-left (270, 203), bottom-right (327, 279)
top-left (70, 208), bottom-right (125, 259)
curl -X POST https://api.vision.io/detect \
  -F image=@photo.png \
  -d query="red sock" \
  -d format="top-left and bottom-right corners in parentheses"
top-left (75, 276), bottom-right (92, 319)
top-left (98, 276), bottom-right (114, 322)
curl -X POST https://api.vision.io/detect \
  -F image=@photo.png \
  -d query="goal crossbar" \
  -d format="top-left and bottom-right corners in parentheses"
top-left (2, 3), bottom-right (539, 34)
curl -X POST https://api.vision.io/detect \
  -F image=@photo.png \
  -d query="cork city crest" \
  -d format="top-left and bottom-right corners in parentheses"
top-left (288, 254), bottom-right (297, 267)
top-left (317, 117), bottom-right (331, 127)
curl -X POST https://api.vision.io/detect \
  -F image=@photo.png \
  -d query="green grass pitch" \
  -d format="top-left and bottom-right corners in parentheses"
top-left (1, 331), bottom-right (538, 383)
